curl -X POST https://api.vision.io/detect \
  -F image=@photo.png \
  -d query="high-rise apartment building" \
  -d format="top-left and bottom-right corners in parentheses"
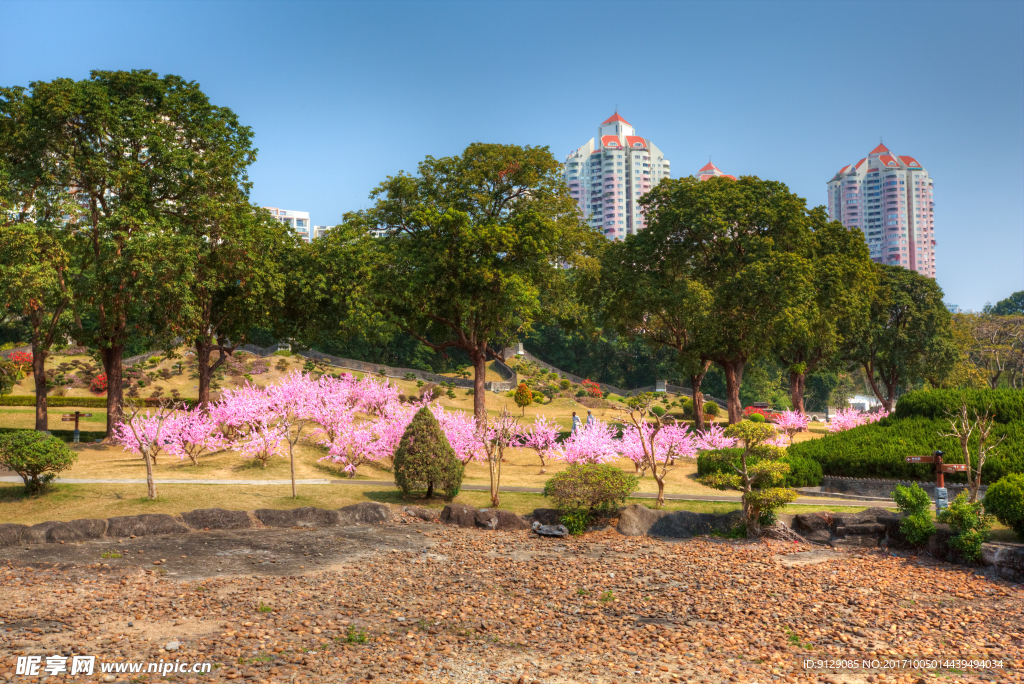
top-left (263, 207), bottom-right (311, 242)
top-left (827, 144), bottom-right (936, 278)
top-left (563, 114), bottom-right (671, 239)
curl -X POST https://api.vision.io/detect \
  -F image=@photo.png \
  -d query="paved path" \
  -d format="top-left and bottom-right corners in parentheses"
top-left (0, 476), bottom-right (897, 508)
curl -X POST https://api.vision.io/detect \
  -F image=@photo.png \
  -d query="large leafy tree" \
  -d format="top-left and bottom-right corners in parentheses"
top-left (985, 291), bottom-right (1024, 316)
top-left (952, 313), bottom-right (1023, 390)
top-left (774, 209), bottom-right (875, 415)
top-left (0, 86), bottom-right (78, 430)
top-left (599, 226), bottom-right (715, 429)
top-left (174, 199), bottom-right (295, 407)
top-left (842, 263), bottom-right (957, 410)
top-left (638, 176), bottom-right (815, 423)
top-left (359, 143), bottom-right (603, 425)
top-left (27, 70), bottom-right (257, 433)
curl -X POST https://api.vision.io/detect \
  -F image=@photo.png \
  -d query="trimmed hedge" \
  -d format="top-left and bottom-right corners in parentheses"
top-left (696, 448), bottom-right (823, 488)
top-left (787, 416), bottom-right (1024, 483)
top-left (0, 396), bottom-right (197, 408)
top-left (895, 388), bottom-right (1024, 424)
top-left (0, 427), bottom-right (107, 443)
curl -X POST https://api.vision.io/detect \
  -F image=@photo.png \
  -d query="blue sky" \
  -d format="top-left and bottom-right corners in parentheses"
top-left (2, 0), bottom-right (1021, 309)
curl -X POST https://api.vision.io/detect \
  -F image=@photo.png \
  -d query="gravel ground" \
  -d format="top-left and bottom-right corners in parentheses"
top-left (1, 509), bottom-right (1021, 684)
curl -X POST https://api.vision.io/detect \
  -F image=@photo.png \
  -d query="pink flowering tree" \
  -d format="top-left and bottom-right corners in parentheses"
top-left (114, 400), bottom-right (180, 500)
top-left (827, 407), bottom-right (889, 432)
top-left (522, 415), bottom-right (560, 466)
top-left (235, 419), bottom-right (288, 468)
top-left (162, 408), bottom-right (226, 466)
top-left (615, 394), bottom-right (697, 507)
top-left (482, 408), bottom-right (523, 507)
top-left (552, 420), bottom-right (619, 465)
top-left (774, 410), bottom-right (809, 446)
top-left (694, 424), bottom-right (738, 451)
top-left (432, 404), bottom-right (484, 465)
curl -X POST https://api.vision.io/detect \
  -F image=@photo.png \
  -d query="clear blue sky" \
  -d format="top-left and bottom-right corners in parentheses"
top-left (2, 0), bottom-right (1022, 309)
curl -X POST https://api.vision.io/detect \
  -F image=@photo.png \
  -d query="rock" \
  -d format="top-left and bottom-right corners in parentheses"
top-left (473, 508), bottom-right (532, 531)
top-left (838, 522), bottom-right (885, 536)
top-left (531, 521), bottom-right (568, 537)
top-left (43, 519), bottom-right (108, 543)
top-left (164, 640), bottom-right (180, 652)
top-left (106, 514), bottom-right (190, 538)
top-left (23, 522), bottom-right (54, 544)
top-left (792, 512), bottom-right (833, 534)
top-left (616, 504), bottom-right (743, 538)
top-left (439, 504), bottom-right (479, 529)
top-left (0, 523), bottom-right (27, 547)
top-left (832, 534), bottom-right (880, 549)
top-left (181, 508), bottom-right (253, 530)
top-left (530, 508), bottom-right (562, 526)
top-left (337, 502), bottom-right (392, 525)
top-left (927, 523), bottom-right (954, 560)
top-left (254, 507), bottom-right (343, 528)
top-left (403, 506), bottom-right (438, 521)
top-left (803, 529), bottom-right (833, 544)
top-left (774, 548), bottom-right (841, 567)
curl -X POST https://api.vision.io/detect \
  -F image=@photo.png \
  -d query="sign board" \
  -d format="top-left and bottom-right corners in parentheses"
top-left (940, 464), bottom-right (968, 473)
top-left (60, 413), bottom-right (92, 419)
top-left (905, 455), bottom-right (936, 463)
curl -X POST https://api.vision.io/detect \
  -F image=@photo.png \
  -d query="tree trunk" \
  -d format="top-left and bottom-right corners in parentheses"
top-left (472, 349), bottom-right (487, 427)
top-left (690, 362), bottom-right (710, 431)
top-left (655, 474), bottom-right (665, 507)
top-left (426, 481), bottom-right (434, 499)
top-left (196, 341), bottom-right (213, 409)
top-left (145, 452), bottom-right (157, 500)
top-left (101, 346), bottom-right (124, 438)
top-left (289, 447), bottom-right (297, 499)
top-left (31, 346), bottom-right (48, 432)
top-left (721, 360), bottom-right (745, 424)
top-left (789, 369), bottom-right (806, 417)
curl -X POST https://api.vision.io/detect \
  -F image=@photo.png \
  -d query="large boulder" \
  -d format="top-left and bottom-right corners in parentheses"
top-left (474, 509), bottom-right (532, 531)
top-left (403, 506), bottom-right (439, 521)
top-left (181, 508), bottom-right (254, 530)
top-left (43, 519), bottom-right (108, 543)
top-left (337, 502), bottom-right (392, 525)
top-left (616, 504), bottom-right (743, 538)
top-left (106, 514), bottom-right (190, 538)
top-left (792, 512), bottom-right (833, 535)
top-left (982, 544), bottom-right (1024, 583)
top-left (254, 507), bottom-right (343, 528)
top-left (0, 523), bottom-right (27, 547)
top-left (530, 509), bottom-right (562, 526)
top-left (439, 504), bottom-right (478, 529)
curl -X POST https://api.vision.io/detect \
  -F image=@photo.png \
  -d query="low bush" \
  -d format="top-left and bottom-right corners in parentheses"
top-left (560, 379), bottom-right (571, 390)
top-left (704, 401), bottom-right (720, 417)
top-left (895, 388), bottom-right (1024, 424)
top-left (748, 413), bottom-right (765, 423)
top-left (939, 492), bottom-right (991, 562)
top-left (696, 448), bottom-right (822, 488)
top-left (543, 463), bottom-right (639, 517)
top-left (0, 430), bottom-right (77, 494)
top-left (393, 406), bottom-right (463, 500)
top-left (680, 398), bottom-right (694, 418)
top-left (89, 373), bottom-right (108, 394)
top-left (983, 474), bottom-right (1024, 540)
top-left (787, 416), bottom-right (1024, 482)
top-left (893, 483), bottom-right (935, 546)
top-left (650, 405), bottom-right (666, 418)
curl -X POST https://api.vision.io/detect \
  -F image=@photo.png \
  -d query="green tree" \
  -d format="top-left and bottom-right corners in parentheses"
top-left (513, 382), bottom-right (533, 415)
top-left (174, 200), bottom-right (294, 407)
top-left (842, 263), bottom-right (957, 411)
top-left (26, 70), bottom-right (256, 433)
top-left (638, 176), bottom-right (816, 423)
top-left (775, 210), bottom-right (875, 415)
top-left (360, 143), bottom-right (603, 425)
top-left (984, 291), bottom-right (1024, 316)
top-left (393, 406), bottom-right (464, 500)
top-left (0, 86), bottom-right (78, 430)
top-left (600, 226), bottom-right (714, 429)
top-left (0, 430), bottom-right (77, 494)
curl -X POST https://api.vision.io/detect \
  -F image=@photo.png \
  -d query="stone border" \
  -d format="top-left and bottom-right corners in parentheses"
top-left (0, 503), bottom-right (392, 548)
top-left (822, 475), bottom-right (986, 501)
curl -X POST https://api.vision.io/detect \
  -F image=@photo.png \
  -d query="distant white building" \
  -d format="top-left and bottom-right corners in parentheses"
top-left (562, 113), bottom-right (671, 240)
top-left (312, 225), bottom-right (332, 240)
top-left (264, 207), bottom-right (311, 242)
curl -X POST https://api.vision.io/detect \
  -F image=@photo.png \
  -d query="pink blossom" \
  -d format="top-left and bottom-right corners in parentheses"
top-left (161, 408), bottom-right (226, 465)
top-left (774, 410), bottom-right (809, 445)
top-left (552, 420), bottom-right (619, 465)
top-left (694, 424), bottom-right (737, 451)
top-left (113, 411), bottom-right (169, 459)
top-left (619, 422), bottom-right (698, 466)
top-left (522, 415), bottom-right (560, 465)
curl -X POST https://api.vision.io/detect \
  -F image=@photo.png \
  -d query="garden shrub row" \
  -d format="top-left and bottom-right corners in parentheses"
top-left (894, 388), bottom-right (1024, 424)
top-left (696, 447), bottom-right (823, 488)
top-left (786, 416), bottom-right (1024, 483)
top-left (0, 396), bottom-right (197, 408)
top-left (0, 427), bottom-right (106, 443)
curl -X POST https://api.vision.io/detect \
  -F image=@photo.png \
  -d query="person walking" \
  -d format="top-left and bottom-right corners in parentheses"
top-left (571, 411), bottom-right (581, 435)
top-left (586, 410), bottom-right (595, 428)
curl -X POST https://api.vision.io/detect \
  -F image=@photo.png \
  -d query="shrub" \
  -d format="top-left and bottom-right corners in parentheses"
top-left (560, 379), bottom-right (571, 390)
top-left (680, 398), bottom-right (694, 418)
top-left (893, 483), bottom-right (935, 546)
top-left (513, 383), bottom-right (533, 413)
top-left (787, 416), bottom-right (1024, 482)
top-left (560, 509), bottom-right (590, 537)
top-left (393, 406), bottom-right (464, 500)
top-left (89, 373), bottom-right (108, 394)
top-left (272, 349), bottom-right (292, 357)
top-left (650, 405), bottom-right (666, 418)
top-left (938, 492), bottom-right (991, 562)
top-left (582, 379), bottom-right (602, 399)
top-left (983, 474), bottom-right (1024, 540)
top-left (895, 388), bottom-right (1024, 424)
top-left (543, 463), bottom-right (639, 517)
top-left (704, 401), bottom-right (719, 417)
top-left (9, 351), bottom-right (33, 371)
top-left (697, 448), bottom-right (822, 488)
top-left (748, 412), bottom-right (765, 423)
top-left (575, 390), bottom-right (586, 397)
top-left (0, 430), bottom-right (77, 494)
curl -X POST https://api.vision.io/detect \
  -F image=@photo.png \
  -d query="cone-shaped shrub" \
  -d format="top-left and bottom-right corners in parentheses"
top-left (393, 405), bottom-right (464, 500)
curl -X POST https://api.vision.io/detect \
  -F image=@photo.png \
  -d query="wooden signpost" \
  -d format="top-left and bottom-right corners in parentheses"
top-left (905, 450), bottom-right (950, 512)
top-left (61, 412), bottom-right (93, 443)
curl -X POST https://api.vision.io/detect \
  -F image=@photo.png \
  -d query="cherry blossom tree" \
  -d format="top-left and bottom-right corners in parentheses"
top-left (162, 408), bottom-right (226, 466)
top-left (552, 420), bottom-right (619, 465)
top-left (774, 410), bottom-right (809, 446)
top-left (482, 408), bottom-right (522, 507)
top-left (522, 415), bottom-right (560, 466)
top-left (616, 394), bottom-right (698, 506)
top-left (694, 424), bottom-right (737, 451)
top-left (114, 401), bottom-right (179, 500)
